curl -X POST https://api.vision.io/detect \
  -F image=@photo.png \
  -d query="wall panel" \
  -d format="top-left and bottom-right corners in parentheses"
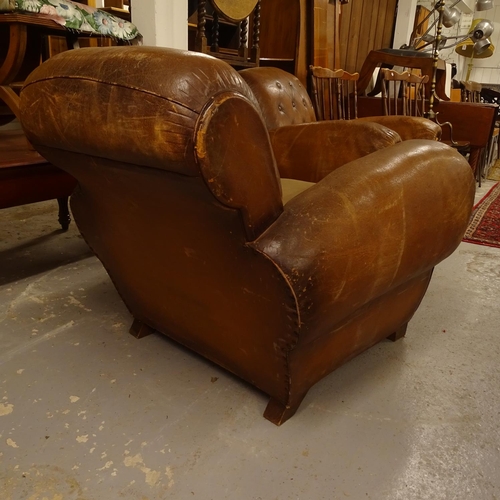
top-left (340, 0), bottom-right (398, 73)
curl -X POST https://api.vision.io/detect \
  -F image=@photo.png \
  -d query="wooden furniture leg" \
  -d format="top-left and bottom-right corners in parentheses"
top-left (264, 392), bottom-right (308, 426)
top-left (387, 323), bottom-right (408, 342)
top-left (129, 319), bottom-right (155, 339)
top-left (57, 196), bottom-right (71, 231)
top-left (468, 147), bottom-right (485, 187)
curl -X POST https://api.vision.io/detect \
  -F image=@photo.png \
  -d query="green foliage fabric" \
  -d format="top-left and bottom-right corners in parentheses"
top-left (2, 0), bottom-right (140, 41)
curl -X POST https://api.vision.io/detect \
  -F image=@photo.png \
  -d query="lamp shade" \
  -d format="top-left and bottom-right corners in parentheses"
top-left (443, 6), bottom-right (461, 28)
top-left (475, 37), bottom-right (494, 55)
top-left (476, 0), bottom-right (494, 11)
top-left (471, 19), bottom-right (494, 41)
top-left (455, 37), bottom-right (495, 58)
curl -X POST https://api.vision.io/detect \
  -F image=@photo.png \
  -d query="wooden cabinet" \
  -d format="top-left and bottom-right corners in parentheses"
top-left (339, 0), bottom-right (398, 74)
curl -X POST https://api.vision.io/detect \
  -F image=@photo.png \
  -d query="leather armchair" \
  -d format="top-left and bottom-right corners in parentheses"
top-left (20, 47), bottom-right (475, 425)
top-left (240, 67), bottom-right (442, 150)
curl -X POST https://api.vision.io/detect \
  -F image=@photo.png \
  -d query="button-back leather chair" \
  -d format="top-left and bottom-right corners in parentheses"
top-left (20, 47), bottom-right (475, 425)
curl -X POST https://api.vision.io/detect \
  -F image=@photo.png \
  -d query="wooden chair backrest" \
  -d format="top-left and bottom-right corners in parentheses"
top-left (461, 81), bottom-right (482, 103)
top-left (380, 68), bottom-right (428, 117)
top-left (309, 65), bottom-right (359, 121)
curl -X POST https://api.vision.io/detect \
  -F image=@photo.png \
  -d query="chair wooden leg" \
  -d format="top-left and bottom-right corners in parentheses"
top-left (263, 392), bottom-right (308, 426)
top-left (387, 323), bottom-right (408, 342)
top-left (57, 196), bottom-right (71, 231)
top-left (129, 319), bottom-right (155, 339)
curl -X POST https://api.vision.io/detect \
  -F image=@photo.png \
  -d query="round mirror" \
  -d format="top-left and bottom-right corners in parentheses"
top-left (212, 0), bottom-right (259, 22)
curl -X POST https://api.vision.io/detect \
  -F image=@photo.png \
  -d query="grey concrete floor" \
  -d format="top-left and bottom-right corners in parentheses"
top-left (1, 182), bottom-right (499, 500)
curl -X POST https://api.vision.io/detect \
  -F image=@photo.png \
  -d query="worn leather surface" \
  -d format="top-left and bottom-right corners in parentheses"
top-left (270, 121), bottom-right (401, 182)
top-left (254, 140), bottom-right (475, 343)
top-left (356, 115), bottom-right (442, 141)
top-left (20, 47), bottom-right (476, 425)
top-left (21, 46), bottom-right (259, 176)
top-left (194, 91), bottom-right (282, 240)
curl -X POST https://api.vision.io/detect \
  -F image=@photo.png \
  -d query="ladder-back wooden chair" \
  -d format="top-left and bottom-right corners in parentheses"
top-left (380, 69), bottom-right (471, 160)
top-left (308, 65), bottom-right (442, 142)
top-left (309, 66), bottom-right (359, 121)
top-left (461, 81), bottom-right (482, 103)
top-left (380, 69), bottom-right (429, 117)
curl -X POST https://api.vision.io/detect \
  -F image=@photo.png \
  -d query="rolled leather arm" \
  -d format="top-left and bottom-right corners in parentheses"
top-left (253, 140), bottom-right (475, 339)
top-left (269, 120), bottom-right (401, 183)
top-left (356, 116), bottom-right (442, 141)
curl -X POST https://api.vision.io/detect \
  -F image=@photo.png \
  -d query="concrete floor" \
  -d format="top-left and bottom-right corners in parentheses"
top-left (0, 182), bottom-right (499, 500)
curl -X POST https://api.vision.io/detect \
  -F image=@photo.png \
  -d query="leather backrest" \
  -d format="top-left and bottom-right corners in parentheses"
top-left (240, 67), bottom-right (317, 130)
top-left (20, 46), bottom-right (262, 176)
top-left (20, 46), bottom-right (283, 240)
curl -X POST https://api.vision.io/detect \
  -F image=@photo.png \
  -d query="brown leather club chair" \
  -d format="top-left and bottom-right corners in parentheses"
top-left (240, 66), bottom-right (442, 147)
top-left (20, 47), bottom-right (475, 425)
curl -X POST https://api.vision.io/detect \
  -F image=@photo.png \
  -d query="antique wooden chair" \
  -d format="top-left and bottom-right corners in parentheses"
top-left (461, 81), bottom-right (482, 103)
top-left (309, 66), bottom-right (359, 121)
top-left (379, 69), bottom-right (472, 161)
top-left (307, 65), bottom-right (441, 141)
top-left (380, 68), bottom-right (428, 117)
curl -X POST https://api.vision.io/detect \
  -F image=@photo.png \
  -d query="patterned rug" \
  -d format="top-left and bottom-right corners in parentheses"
top-left (463, 182), bottom-right (500, 248)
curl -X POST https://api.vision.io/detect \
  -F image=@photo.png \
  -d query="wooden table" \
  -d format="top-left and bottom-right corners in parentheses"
top-left (358, 49), bottom-right (449, 101)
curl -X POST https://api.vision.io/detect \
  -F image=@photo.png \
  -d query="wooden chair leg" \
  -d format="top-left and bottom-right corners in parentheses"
top-left (387, 323), bottom-right (408, 342)
top-left (129, 319), bottom-right (155, 339)
top-left (57, 196), bottom-right (71, 231)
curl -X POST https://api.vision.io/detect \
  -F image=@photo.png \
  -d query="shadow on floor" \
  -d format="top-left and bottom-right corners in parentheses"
top-left (0, 229), bottom-right (93, 286)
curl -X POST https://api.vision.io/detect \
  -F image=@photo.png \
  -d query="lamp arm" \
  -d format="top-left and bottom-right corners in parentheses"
top-left (440, 34), bottom-right (472, 49)
top-left (414, 40), bottom-right (438, 51)
top-left (410, 8), bottom-right (438, 46)
top-left (415, 34), bottom-right (472, 52)
top-left (409, 0), bottom-right (462, 49)
top-left (412, 17), bottom-right (440, 48)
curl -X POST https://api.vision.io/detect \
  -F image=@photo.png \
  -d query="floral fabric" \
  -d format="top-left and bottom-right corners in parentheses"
top-left (1, 0), bottom-right (141, 41)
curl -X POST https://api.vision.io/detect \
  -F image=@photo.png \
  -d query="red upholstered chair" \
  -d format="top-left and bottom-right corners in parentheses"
top-left (20, 47), bottom-right (475, 425)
